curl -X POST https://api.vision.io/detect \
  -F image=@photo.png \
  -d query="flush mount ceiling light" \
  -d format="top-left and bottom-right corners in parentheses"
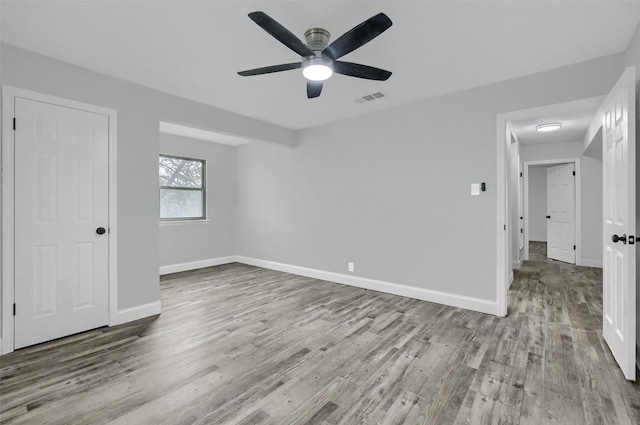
top-left (536, 122), bottom-right (562, 132)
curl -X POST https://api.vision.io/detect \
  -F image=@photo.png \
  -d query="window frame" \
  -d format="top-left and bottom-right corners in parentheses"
top-left (159, 153), bottom-right (207, 221)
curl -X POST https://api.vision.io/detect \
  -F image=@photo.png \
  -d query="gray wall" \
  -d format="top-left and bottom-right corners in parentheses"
top-left (581, 156), bottom-right (603, 264)
top-left (528, 167), bottom-right (548, 242)
top-left (236, 53), bottom-right (623, 302)
top-left (520, 140), bottom-right (584, 162)
top-left (159, 134), bottom-right (236, 267)
top-left (622, 18), bottom-right (640, 361)
top-left (1, 44), bottom-right (295, 313)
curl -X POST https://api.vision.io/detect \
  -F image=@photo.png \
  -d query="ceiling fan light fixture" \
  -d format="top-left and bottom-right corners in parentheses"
top-left (302, 56), bottom-right (333, 81)
top-left (303, 64), bottom-right (333, 81)
top-left (536, 122), bottom-right (562, 132)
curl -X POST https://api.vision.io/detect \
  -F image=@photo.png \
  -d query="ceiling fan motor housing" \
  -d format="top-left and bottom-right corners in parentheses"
top-left (304, 28), bottom-right (331, 54)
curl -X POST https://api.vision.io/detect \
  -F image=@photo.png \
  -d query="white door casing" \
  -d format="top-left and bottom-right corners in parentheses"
top-left (518, 159), bottom-right (524, 253)
top-left (602, 67), bottom-right (636, 381)
top-left (2, 86), bottom-right (118, 354)
top-left (497, 97), bottom-right (603, 317)
top-left (546, 163), bottom-right (576, 264)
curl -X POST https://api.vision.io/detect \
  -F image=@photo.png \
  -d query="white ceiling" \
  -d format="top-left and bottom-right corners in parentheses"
top-left (510, 106), bottom-right (600, 146)
top-left (2, 1), bottom-right (640, 130)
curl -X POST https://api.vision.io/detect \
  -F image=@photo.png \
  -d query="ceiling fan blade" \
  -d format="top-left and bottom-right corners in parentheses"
top-left (238, 62), bottom-right (301, 76)
top-left (307, 81), bottom-right (323, 98)
top-left (333, 61), bottom-right (392, 81)
top-left (249, 11), bottom-right (314, 57)
top-left (322, 13), bottom-right (392, 60)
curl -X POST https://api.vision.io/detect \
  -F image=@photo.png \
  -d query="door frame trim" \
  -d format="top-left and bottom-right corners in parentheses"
top-left (522, 158), bottom-right (581, 264)
top-left (1, 86), bottom-right (118, 354)
top-left (496, 95), bottom-right (603, 316)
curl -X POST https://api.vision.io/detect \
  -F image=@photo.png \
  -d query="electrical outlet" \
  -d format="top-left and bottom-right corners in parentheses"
top-left (348, 262), bottom-right (354, 272)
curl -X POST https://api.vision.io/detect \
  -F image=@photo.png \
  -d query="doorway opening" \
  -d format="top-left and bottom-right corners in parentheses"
top-left (495, 96), bottom-right (603, 316)
top-left (523, 159), bottom-right (582, 265)
top-left (496, 67), bottom-right (636, 380)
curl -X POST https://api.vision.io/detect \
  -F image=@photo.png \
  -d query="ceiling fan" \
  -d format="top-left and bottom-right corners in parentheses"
top-left (238, 11), bottom-right (393, 99)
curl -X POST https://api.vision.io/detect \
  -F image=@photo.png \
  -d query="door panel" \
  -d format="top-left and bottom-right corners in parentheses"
top-left (14, 98), bottom-right (109, 349)
top-left (546, 163), bottom-right (576, 264)
top-left (602, 67), bottom-right (636, 380)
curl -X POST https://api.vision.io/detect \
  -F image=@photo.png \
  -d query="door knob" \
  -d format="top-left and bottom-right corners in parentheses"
top-left (612, 234), bottom-right (627, 244)
top-left (546, 215), bottom-right (551, 219)
top-left (96, 227), bottom-right (106, 235)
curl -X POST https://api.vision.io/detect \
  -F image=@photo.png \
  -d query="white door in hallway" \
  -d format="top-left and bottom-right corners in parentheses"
top-left (602, 67), bottom-right (636, 381)
top-left (546, 163), bottom-right (576, 264)
top-left (14, 97), bottom-right (110, 349)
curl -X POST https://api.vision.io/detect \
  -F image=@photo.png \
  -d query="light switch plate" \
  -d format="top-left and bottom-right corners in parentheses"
top-left (471, 183), bottom-right (480, 196)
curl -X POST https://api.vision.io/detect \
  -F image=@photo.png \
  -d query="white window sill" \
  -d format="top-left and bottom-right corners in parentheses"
top-left (159, 219), bottom-right (210, 226)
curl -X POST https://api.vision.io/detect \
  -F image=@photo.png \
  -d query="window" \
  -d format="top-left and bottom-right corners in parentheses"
top-left (159, 155), bottom-right (205, 220)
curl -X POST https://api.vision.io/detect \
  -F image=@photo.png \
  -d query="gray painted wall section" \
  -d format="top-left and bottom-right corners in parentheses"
top-left (520, 140), bottom-right (584, 162)
top-left (581, 156), bottom-right (603, 264)
top-left (583, 127), bottom-right (603, 160)
top-left (1, 44), bottom-right (294, 312)
top-left (159, 134), bottom-right (236, 267)
top-left (237, 53), bottom-right (624, 302)
top-left (528, 167), bottom-right (548, 242)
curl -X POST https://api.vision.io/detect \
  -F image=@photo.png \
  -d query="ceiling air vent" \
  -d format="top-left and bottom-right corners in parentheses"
top-left (354, 92), bottom-right (385, 104)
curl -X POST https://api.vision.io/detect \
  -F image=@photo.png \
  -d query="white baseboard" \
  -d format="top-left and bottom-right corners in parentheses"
top-left (508, 270), bottom-right (514, 289)
top-left (114, 301), bottom-right (161, 325)
top-left (235, 256), bottom-right (497, 315)
top-left (579, 259), bottom-right (603, 268)
top-left (159, 256), bottom-right (236, 275)
top-left (512, 259), bottom-right (523, 269)
top-left (637, 343), bottom-right (640, 371)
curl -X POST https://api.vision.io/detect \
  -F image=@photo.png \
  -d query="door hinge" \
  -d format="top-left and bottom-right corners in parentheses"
top-left (572, 171), bottom-right (575, 176)
top-left (13, 303), bottom-right (16, 316)
top-left (573, 245), bottom-right (576, 250)
top-left (520, 172), bottom-right (523, 177)
top-left (13, 118), bottom-right (16, 130)
top-left (520, 228), bottom-right (523, 233)
top-left (504, 225), bottom-right (506, 230)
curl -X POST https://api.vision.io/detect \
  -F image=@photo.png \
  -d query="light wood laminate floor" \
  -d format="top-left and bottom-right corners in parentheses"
top-left (1, 261), bottom-right (639, 424)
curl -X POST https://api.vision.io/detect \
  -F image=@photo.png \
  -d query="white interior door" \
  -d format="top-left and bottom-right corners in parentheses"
top-left (602, 67), bottom-right (636, 381)
top-left (546, 163), bottom-right (576, 264)
top-left (14, 97), bottom-right (110, 349)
